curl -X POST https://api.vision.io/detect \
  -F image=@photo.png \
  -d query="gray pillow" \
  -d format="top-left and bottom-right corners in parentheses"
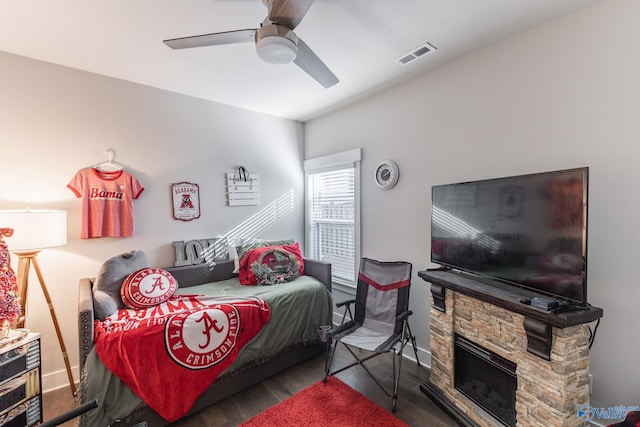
top-left (93, 250), bottom-right (149, 320)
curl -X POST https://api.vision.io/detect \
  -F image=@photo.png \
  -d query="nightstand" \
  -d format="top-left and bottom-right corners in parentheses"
top-left (0, 332), bottom-right (42, 427)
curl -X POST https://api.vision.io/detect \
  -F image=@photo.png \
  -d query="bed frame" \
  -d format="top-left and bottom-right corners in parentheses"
top-left (77, 258), bottom-right (331, 426)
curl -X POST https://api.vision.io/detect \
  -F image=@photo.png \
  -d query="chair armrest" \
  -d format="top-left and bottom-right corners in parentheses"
top-left (78, 278), bottom-right (95, 375)
top-left (336, 298), bottom-right (356, 308)
top-left (335, 299), bottom-right (356, 325)
top-left (397, 310), bottom-right (413, 322)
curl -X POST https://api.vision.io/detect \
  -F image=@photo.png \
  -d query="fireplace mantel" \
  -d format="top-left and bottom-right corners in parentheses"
top-left (419, 270), bottom-right (603, 328)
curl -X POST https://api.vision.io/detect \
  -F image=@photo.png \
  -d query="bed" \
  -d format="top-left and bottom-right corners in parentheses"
top-left (77, 256), bottom-right (332, 427)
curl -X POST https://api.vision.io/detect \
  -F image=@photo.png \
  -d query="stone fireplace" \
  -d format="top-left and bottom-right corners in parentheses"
top-left (418, 270), bottom-right (603, 427)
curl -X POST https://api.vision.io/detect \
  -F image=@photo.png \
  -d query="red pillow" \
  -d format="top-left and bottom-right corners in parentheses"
top-left (121, 268), bottom-right (178, 309)
top-left (238, 243), bottom-right (304, 286)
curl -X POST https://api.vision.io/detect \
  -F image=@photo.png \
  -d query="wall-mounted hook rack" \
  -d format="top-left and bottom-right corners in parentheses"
top-left (226, 168), bottom-right (259, 206)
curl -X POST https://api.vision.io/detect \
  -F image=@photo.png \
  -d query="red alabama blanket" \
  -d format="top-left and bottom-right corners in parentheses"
top-left (94, 294), bottom-right (271, 421)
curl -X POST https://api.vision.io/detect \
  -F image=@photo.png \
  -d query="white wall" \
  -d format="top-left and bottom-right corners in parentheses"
top-left (0, 52), bottom-right (305, 391)
top-left (306, 0), bottom-right (639, 414)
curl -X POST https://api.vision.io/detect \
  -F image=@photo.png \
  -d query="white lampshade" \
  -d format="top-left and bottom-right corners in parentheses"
top-left (0, 210), bottom-right (67, 251)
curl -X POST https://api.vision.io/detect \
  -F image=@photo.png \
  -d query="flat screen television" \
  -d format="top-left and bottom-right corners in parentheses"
top-left (431, 167), bottom-right (588, 306)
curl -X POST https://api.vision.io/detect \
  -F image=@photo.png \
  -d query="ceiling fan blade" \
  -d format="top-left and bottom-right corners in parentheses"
top-left (268, 0), bottom-right (315, 30)
top-left (164, 29), bottom-right (256, 50)
top-left (293, 38), bottom-right (338, 88)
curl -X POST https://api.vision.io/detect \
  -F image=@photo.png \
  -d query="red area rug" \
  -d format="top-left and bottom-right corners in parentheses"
top-left (240, 376), bottom-right (409, 427)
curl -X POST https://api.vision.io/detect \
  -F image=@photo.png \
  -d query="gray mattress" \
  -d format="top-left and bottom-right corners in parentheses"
top-left (81, 275), bottom-right (332, 426)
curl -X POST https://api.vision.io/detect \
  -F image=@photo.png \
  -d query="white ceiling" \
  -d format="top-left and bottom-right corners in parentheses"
top-left (0, 0), bottom-right (599, 121)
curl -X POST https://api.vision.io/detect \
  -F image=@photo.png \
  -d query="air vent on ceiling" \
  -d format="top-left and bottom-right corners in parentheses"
top-left (395, 42), bottom-right (437, 66)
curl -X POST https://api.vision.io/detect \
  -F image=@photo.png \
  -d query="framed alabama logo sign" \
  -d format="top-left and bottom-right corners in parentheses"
top-left (171, 182), bottom-right (201, 221)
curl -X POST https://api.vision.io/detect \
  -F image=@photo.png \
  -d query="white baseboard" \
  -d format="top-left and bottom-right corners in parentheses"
top-left (42, 366), bottom-right (79, 394)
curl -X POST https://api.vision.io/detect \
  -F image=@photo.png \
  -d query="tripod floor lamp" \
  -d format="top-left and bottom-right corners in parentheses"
top-left (0, 209), bottom-right (76, 396)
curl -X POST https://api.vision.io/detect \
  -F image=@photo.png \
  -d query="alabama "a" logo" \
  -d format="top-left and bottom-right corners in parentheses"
top-left (165, 303), bottom-right (239, 369)
top-left (121, 268), bottom-right (177, 309)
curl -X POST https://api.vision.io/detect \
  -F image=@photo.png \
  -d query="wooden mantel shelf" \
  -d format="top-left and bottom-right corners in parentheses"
top-left (418, 269), bottom-right (603, 329)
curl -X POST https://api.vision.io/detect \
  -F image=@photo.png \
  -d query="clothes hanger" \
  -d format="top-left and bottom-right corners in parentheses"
top-left (93, 149), bottom-right (125, 171)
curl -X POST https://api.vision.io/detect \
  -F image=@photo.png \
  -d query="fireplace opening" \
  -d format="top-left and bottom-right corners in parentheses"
top-left (454, 335), bottom-right (517, 427)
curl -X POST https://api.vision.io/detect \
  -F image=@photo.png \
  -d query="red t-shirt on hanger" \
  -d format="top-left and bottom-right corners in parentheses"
top-left (67, 168), bottom-right (144, 239)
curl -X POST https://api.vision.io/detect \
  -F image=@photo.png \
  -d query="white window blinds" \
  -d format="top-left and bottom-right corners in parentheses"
top-left (305, 149), bottom-right (361, 287)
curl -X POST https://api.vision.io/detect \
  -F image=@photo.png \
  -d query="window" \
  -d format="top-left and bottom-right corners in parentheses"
top-left (304, 149), bottom-right (361, 287)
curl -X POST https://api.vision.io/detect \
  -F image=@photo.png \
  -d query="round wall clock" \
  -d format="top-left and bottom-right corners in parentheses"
top-left (374, 160), bottom-right (400, 190)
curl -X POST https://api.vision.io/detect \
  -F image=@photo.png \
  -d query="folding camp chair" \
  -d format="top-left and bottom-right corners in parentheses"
top-left (323, 258), bottom-right (419, 412)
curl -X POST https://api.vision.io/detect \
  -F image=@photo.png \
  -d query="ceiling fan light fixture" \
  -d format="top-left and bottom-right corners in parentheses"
top-left (255, 24), bottom-right (298, 64)
top-left (256, 36), bottom-right (297, 64)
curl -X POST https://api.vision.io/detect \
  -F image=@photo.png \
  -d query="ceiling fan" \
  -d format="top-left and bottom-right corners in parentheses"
top-left (163, 0), bottom-right (339, 88)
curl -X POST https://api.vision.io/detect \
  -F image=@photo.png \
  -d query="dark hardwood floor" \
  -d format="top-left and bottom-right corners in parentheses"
top-left (43, 345), bottom-right (457, 426)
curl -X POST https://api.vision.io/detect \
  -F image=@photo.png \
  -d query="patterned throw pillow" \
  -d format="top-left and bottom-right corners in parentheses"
top-left (238, 243), bottom-right (304, 286)
top-left (236, 239), bottom-right (295, 260)
top-left (232, 239), bottom-right (295, 274)
top-left (121, 268), bottom-right (178, 309)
